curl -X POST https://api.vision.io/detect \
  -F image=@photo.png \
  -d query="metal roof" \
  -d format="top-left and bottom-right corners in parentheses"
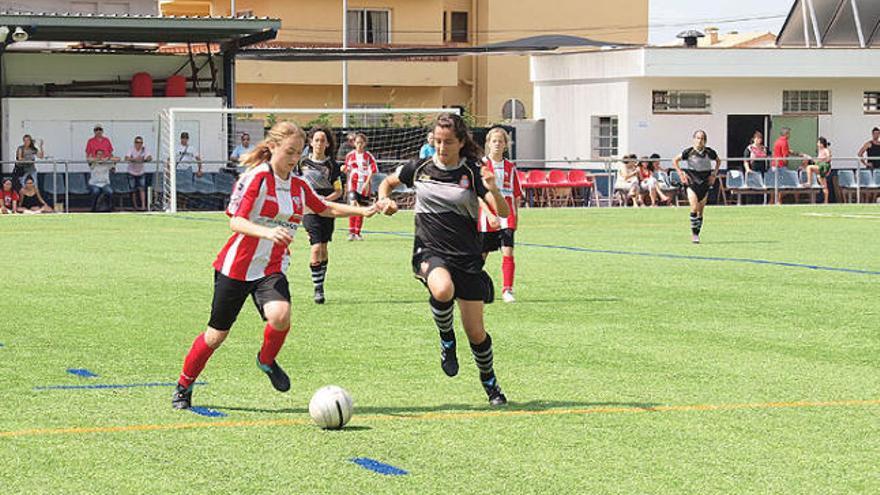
top-left (777, 0), bottom-right (880, 47)
top-left (0, 11), bottom-right (280, 47)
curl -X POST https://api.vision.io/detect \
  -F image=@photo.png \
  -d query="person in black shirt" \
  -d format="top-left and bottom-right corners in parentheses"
top-left (671, 129), bottom-right (722, 244)
top-left (377, 113), bottom-right (511, 406)
top-left (297, 127), bottom-right (343, 304)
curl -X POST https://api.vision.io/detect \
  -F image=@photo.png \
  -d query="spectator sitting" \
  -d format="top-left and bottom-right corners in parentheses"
top-left (17, 177), bottom-right (52, 214)
top-left (88, 149), bottom-right (116, 212)
top-left (86, 124), bottom-right (114, 163)
top-left (174, 132), bottom-right (203, 177)
top-left (124, 136), bottom-right (152, 211)
top-left (14, 134), bottom-right (44, 190)
top-left (614, 154), bottom-right (640, 207)
top-left (639, 156), bottom-right (669, 206)
top-left (1, 178), bottom-right (19, 214)
top-left (419, 131), bottom-right (435, 159)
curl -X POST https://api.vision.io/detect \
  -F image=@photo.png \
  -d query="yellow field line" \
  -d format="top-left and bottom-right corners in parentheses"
top-left (2, 398), bottom-right (878, 439)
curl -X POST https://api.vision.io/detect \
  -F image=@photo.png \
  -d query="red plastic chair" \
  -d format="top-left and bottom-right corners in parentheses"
top-left (547, 169), bottom-right (573, 207)
top-left (568, 169), bottom-right (595, 206)
top-left (524, 169), bottom-right (549, 207)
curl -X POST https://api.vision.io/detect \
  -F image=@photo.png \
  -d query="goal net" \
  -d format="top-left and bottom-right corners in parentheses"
top-left (156, 107), bottom-right (456, 213)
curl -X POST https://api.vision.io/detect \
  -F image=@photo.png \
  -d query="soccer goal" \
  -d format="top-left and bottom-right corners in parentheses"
top-left (156, 107), bottom-right (456, 213)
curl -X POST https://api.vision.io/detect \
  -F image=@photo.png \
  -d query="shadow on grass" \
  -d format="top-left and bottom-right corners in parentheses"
top-left (334, 297), bottom-right (623, 306)
top-left (202, 400), bottom-right (661, 417)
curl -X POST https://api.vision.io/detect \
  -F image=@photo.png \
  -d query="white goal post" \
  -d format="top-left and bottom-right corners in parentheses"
top-left (158, 106), bottom-right (459, 213)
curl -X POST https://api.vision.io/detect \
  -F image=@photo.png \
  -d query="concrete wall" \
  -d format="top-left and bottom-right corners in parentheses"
top-left (3, 97), bottom-right (225, 172)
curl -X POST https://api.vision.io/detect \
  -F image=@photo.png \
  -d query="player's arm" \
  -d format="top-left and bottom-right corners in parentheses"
top-left (672, 153), bottom-right (688, 184)
top-left (318, 201), bottom-right (376, 219)
top-left (230, 216), bottom-right (292, 246)
top-left (479, 197), bottom-right (501, 229)
top-left (325, 161), bottom-right (344, 201)
top-left (377, 173), bottom-right (401, 215)
top-left (857, 141), bottom-right (870, 167)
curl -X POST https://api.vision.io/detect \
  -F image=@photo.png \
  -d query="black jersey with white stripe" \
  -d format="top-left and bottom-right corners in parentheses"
top-left (681, 147), bottom-right (718, 172)
top-left (398, 156), bottom-right (488, 272)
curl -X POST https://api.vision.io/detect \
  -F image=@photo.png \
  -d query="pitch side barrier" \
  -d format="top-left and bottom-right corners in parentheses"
top-left (515, 157), bottom-right (877, 206)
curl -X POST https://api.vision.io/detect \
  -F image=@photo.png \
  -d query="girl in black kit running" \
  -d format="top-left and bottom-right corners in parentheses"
top-left (671, 130), bottom-right (722, 244)
top-left (377, 113), bottom-right (511, 406)
top-left (297, 127), bottom-right (343, 304)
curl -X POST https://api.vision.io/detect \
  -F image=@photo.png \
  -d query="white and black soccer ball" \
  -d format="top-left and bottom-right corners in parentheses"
top-left (308, 385), bottom-right (354, 430)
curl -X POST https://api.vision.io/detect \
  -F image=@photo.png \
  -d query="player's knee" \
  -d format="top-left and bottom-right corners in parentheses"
top-left (431, 284), bottom-right (454, 303)
top-left (204, 328), bottom-right (229, 349)
top-left (265, 308), bottom-right (290, 330)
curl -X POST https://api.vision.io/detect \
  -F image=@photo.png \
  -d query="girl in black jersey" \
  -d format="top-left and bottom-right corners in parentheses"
top-left (377, 113), bottom-right (511, 406)
top-left (297, 127), bottom-right (343, 304)
top-left (671, 130), bottom-right (722, 244)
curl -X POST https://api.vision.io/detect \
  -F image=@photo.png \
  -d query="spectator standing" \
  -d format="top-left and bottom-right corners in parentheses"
top-left (857, 127), bottom-right (880, 170)
top-left (175, 132), bottom-right (203, 176)
top-left (14, 134), bottom-right (44, 189)
top-left (419, 131), bottom-right (435, 159)
top-left (1, 178), bottom-right (19, 214)
top-left (88, 150), bottom-right (116, 212)
top-left (772, 127), bottom-right (792, 169)
top-left (125, 136), bottom-right (152, 211)
top-left (17, 177), bottom-right (52, 213)
top-left (745, 131), bottom-right (768, 174)
top-left (229, 132), bottom-right (254, 164)
top-left (86, 124), bottom-right (114, 162)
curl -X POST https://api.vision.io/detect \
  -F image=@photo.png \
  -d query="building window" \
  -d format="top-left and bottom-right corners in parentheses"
top-left (783, 90), bottom-right (830, 113)
top-left (592, 116), bottom-right (618, 158)
top-left (501, 99), bottom-right (527, 120)
top-left (347, 9), bottom-right (391, 45)
top-left (450, 12), bottom-right (468, 42)
top-left (652, 90), bottom-right (711, 113)
top-left (864, 92), bottom-right (880, 113)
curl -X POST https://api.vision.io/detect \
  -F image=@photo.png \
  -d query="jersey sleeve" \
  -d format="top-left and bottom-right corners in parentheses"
top-left (473, 162), bottom-right (490, 199)
top-left (226, 173), bottom-right (264, 218)
top-left (369, 153), bottom-right (378, 174)
top-left (681, 147), bottom-right (692, 160)
top-left (397, 160), bottom-right (419, 187)
top-left (302, 181), bottom-right (329, 214)
top-left (707, 147), bottom-right (719, 160)
top-left (511, 164), bottom-right (524, 198)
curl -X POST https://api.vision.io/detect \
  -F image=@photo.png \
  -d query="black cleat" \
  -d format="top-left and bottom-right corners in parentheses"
top-left (172, 383), bottom-right (193, 410)
top-left (314, 289), bottom-right (325, 305)
top-left (482, 378), bottom-right (507, 406)
top-left (440, 342), bottom-right (459, 377)
top-left (256, 353), bottom-right (291, 392)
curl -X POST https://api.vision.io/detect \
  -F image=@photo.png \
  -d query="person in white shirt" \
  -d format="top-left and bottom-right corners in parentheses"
top-left (89, 149), bottom-right (117, 212)
top-left (124, 136), bottom-right (153, 210)
top-left (230, 133), bottom-right (254, 163)
top-left (175, 132), bottom-right (203, 176)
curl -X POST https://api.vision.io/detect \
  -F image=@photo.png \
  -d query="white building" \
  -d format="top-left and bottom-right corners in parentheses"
top-left (530, 0), bottom-right (880, 167)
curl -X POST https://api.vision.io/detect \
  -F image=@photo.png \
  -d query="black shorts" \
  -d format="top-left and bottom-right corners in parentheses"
top-left (303, 214), bottom-right (335, 245)
top-left (347, 191), bottom-right (371, 206)
top-left (208, 271), bottom-right (290, 331)
top-left (481, 229), bottom-right (515, 253)
top-left (412, 251), bottom-right (489, 302)
top-left (685, 170), bottom-right (713, 202)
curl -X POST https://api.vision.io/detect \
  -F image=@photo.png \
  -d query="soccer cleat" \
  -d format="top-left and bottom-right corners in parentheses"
top-left (172, 383), bottom-right (193, 410)
top-left (502, 289), bottom-right (516, 303)
top-left (691, 234), bottom-right (700, 244)
top-left (482, 378), bottom-right (507, 406)
top-left (440, 341), bottom-right (459, 377)
top-left (347, 234), bottom-right (355, 241)
top-left (355, 234), bottom-right (365, 241)
top-left (256, 353), bottom-right (291, 392)
top-left (314, 288), bottom-right (325, 304)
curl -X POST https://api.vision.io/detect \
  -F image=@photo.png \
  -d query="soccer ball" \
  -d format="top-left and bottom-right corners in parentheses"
top-left (308, 385), bottom-right (354, 430)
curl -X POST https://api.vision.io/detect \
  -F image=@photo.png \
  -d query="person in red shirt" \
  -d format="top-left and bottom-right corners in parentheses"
top-left (477, 127), bottom-right (523, 303)
top-left (85, 124), bottom-right (114, 161)
top-left (171, 121), bottom-right (376, 410)
top-left (772, 127), bottom-right (791, 169)
top-left (343, 133), bottom-right (379, 240)
top-left (1, 178), bottom-right (19, 214)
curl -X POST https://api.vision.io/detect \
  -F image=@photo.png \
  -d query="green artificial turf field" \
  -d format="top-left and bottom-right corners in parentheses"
top-left (1, 205), bottom-right (878, 494)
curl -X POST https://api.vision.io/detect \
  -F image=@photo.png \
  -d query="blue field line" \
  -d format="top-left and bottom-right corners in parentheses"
top-left (351, 457), bottom-right (409, 476)
top-left (189, 407), bottom-right (227, 418)
top-left (163, 216), bottom-right (880, 276)
top-left (66, 368), bottom-right (99, 378)
top-left (34, 381), bottom-right (207, 391)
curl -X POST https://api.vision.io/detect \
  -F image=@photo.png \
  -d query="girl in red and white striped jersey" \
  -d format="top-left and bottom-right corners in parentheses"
top-left (477, 127), bottom-right (523, 303)
top-left (343, 133), bottom-right (378, 240)
top-left (172, 121), bottom-right (376, 410)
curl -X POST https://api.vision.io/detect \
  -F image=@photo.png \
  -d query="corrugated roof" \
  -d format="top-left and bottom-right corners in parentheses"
top-left (777, 0), bottom-right (880, 47)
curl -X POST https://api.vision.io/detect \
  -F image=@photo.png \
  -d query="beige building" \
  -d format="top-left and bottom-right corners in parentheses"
top-left (161, 0), bottom-right (647, 125)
